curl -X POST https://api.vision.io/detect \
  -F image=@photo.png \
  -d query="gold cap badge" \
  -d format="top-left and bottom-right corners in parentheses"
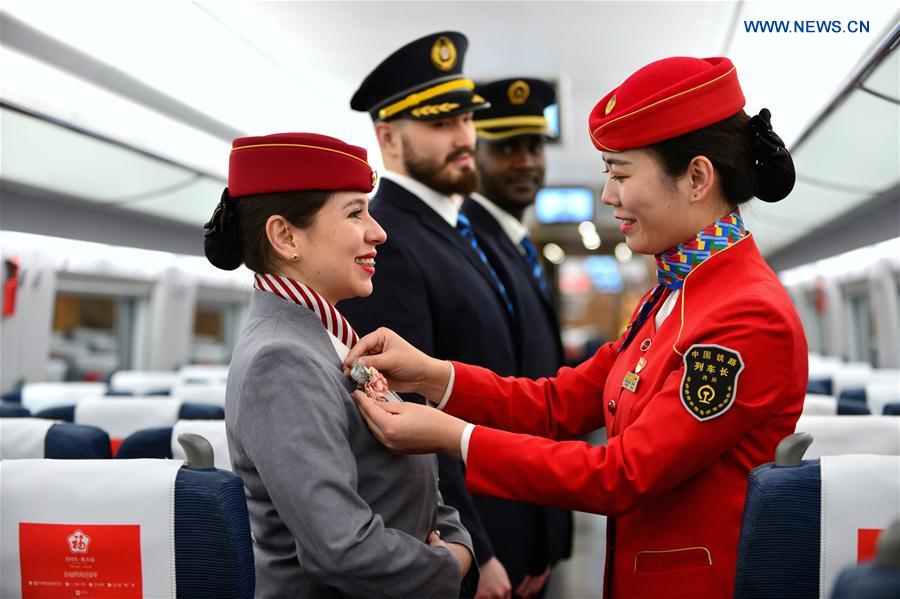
top-left (605, 95), bottom-right (617, 115)
top-left (431, 36), bottom-right (457, 72)
top-left (508, 80), bottom-right (530, 105)
top-left (371, 169), bottom-right (378, 190)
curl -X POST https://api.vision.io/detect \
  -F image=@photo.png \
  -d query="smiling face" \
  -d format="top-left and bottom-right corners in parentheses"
top-left (290, 191), bottom-right (386, 304)
top-left (395, 113), bottom-right (479, 196)
top-left (600, 149), bottom-right (702, 256)
top-left (475, 134), bottom-right (545, 219)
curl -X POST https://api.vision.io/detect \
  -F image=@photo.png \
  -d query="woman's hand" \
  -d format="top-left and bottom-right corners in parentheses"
top-left (427, 532), bottom-right (473, 579)
top-left (476, 556), bottom-right (512, 599)
top-left (352, 391), bottom-right (466, 458)
top-left (343, 327), bottom-right (451, 402)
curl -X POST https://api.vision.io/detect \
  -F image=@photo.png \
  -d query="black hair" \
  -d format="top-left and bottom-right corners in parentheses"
top-left (646, 108), bottom-right (795, 205)
top-left (204, 189), bottom-right (331, 272)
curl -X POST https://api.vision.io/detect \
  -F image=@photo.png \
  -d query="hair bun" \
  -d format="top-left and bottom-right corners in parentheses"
top-left (749, 108), bottom-right (796, 202)
top-left (204, 188), bottom-right (243, 270)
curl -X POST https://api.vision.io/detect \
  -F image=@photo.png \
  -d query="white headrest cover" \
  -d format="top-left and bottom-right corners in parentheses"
top-left (0, 459), bottom-right (182, 598)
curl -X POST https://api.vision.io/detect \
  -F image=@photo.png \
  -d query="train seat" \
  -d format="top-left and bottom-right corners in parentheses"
top-left (831, 520), bottom-right (900, 599)
top-left (734, 435), bottom-right (900, 598)
top-left (118, 420), bottom-right (231, 470)
top-left (177, 365), bottom-right (229, 386)
top-left (794, 415), bottom-right (900, 457)
top-left (0, 404), bottom-right (31, 417)
top-left (867, 380), bottom-right (900, 416)
top-left (108, 370), bottom-right (179, 395)
top-left (833, 367), bottom-right (898, 399)
top-left (804, 394), bottom-right (837, 415)
top-left (1, 417), bottom-right (111, 459)
top-left (170, 382), bottom-right (227, 406)
top-left (20, 382), bottom-right (107, 413)
top-left (0, 437), bottom-right (254, 598)
top-left (32, 399), bottom-right (224, 455)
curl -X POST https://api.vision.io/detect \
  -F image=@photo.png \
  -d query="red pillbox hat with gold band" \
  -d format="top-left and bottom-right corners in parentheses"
top-left (588, 56), bottom-right (745, 152)
top-left (228, 132), bottom-right (376, 197)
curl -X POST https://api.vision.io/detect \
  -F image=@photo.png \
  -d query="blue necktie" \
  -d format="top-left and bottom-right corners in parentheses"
top-left (617, 284), bottom-right (667, 353)
top-left (519, 236), bottom-right (550, 300)
top-left (456, 212), bottom-right (514, 317)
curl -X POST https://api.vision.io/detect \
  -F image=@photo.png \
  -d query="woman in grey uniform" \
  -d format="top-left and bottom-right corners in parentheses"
top-left (203, 132), bottom-right (475, 598)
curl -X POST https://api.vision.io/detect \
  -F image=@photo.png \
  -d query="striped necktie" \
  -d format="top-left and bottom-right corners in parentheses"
top-left (456, 212), bottom-right (514, 317)
top-left (253, 273), bottom-right (359, 350)
top-left (519, 236), bottom-right (550, 300)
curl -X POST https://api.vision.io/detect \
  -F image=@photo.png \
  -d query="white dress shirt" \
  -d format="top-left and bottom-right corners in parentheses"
top-left (381, 170), bottom-right (462, 226)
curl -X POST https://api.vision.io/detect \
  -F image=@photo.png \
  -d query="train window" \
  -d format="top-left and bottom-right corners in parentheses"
top-left (51, 292), bottom-right (136, 381)
top-left (190, 301), bottom-right (245, 364)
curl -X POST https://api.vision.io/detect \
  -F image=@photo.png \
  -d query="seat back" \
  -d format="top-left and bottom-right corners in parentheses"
top-left (171, 382), bottom-right (226, 406)
top-left (795, 416), bottom-right (900, 458)
top-left (804, 394), bottom-right (837, 416)
top-left (0, 404), bottom-right (30, 418)
top-left (118, 420), bottom-right (231, 471)
top-left (0, 418), bottom-right (111, 459)
top-left (109, 371), bottom-right (178, 395)
top-left (177, 365), bottom-right (229, 386)
top-left (0, 458), bottom-right (253, 598)
top-left (831, 520), bottom-right (900, 599)
top-left (735, 452), bottom-right (900, 598)
top-left (866, 380), bottom-right (900, 416)
top-left (20, 382), bottom-right (107, 413)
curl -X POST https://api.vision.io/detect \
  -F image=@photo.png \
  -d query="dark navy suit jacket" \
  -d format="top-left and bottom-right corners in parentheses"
top-left (341, 178), bottom-right (550, 586)
top-left (462, 197), bottom-right (573, 569)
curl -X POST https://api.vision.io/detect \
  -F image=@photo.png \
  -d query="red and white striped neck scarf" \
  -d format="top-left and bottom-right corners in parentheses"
top-left (254, 273), bottom-right (359, 350)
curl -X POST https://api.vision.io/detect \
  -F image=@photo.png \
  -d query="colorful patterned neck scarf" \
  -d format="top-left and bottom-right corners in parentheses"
top-left (254, 273), bottom-right (359, 350)
top-left (656, 210), bottom-right (747, 290)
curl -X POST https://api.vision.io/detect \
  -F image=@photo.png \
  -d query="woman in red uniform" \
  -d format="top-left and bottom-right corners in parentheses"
top-left (345, 56), bottom-right (808, 598)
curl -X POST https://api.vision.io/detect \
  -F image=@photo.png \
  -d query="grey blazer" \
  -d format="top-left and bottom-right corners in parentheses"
top-left (226, 290), bottom-right (475, 598)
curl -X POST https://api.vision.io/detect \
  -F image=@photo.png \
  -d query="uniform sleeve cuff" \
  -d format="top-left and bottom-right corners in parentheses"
top-left (460, 423), bottom-right (476, 464)
top-left (432, 361), bottom-right (455, 410)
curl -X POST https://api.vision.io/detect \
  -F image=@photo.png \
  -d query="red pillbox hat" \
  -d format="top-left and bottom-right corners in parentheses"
top-left (588, 57), bottom-right (745, 152)
top-left (228, 132), bottom-right (376, 197)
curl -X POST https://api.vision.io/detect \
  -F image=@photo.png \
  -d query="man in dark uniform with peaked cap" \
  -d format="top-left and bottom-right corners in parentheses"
top-left (341, 32), bottom-right (550, 598)
top-left (463, 77), bottom-right (572, 598)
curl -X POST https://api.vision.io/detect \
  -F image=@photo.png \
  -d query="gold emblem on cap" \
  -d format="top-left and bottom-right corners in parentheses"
top-left (431, 36), bottom-right (457, 72)
top-left (371, 169), bottom-right (378, 191)
top-left (605, 95), bottom-right (617, 115)
top-left (508, 80), bottom-right (530, 105)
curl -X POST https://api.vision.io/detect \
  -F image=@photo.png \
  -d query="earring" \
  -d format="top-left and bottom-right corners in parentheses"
top-left (291, 252), bottom-right (299, 261)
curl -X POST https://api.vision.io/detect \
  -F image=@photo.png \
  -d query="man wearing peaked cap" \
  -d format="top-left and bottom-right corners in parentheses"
top-left (463, 77), bottom-right (572, 597)
top-left (340, 31), bottom-right (524, 598)
top-left (350, 31), bottom-right (489, 122)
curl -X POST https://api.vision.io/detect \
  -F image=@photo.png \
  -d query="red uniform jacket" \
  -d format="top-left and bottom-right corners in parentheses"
top-left (446, 235), bottom-right (808, 598)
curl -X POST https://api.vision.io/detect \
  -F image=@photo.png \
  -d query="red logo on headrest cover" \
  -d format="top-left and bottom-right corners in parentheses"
top-left (858, 528), bottom-right (883, 563)
top-left (20, 523), bottom-right (142, 598)
top-left (67, 530), bottom-right (90, 554)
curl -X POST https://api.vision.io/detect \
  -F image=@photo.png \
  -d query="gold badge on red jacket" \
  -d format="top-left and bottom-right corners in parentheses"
top-left (680, 344), bottom-right (744, 421)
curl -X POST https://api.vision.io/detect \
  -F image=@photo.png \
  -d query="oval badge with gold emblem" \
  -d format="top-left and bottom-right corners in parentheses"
top-left (605, 95), bottom-right (617, 115)
top-left (431, 36), bottom-right (457, 71)
top-left (680, 344), bottom-right (744, 421)
top-left (508, 80), bottom-right (530, 105)
top-left (370, 169), bottom-right (378, 191)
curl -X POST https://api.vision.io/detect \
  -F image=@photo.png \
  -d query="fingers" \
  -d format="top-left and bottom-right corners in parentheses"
top-left (515, 577), bottom-right (530, 598)
top-left (342, 328), bottom-right (389, 373)
top-left (352, 390), bottom-right (403, 416)
top-left (351, 391), bottom-right (407, 451)
top-left (426, 530), bottom-right (447, 549)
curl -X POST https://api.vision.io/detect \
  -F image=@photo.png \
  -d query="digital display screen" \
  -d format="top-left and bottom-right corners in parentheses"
top-left (534, 187), bottom-right (594, 223)
top-left (544, 103), bottom-right (559, 140)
